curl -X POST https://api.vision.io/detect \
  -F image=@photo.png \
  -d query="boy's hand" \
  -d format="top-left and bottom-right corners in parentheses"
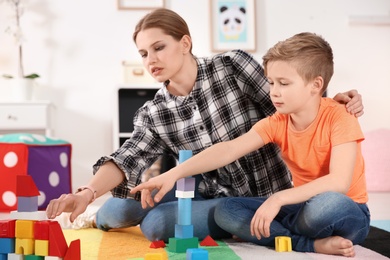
top-left (46, 192), bottom-right (90, 222)
top-left (333, 89), bottom-right (364, 117)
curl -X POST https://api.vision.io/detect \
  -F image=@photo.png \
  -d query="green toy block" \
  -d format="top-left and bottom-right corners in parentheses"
top-left (168, 237), bottom-right (198, 253)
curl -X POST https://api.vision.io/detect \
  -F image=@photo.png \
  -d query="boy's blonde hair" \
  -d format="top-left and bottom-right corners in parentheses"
top-left (263, 32), bottom-right (334, 94)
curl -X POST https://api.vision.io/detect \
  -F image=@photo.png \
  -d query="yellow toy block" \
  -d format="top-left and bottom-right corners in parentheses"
top-left (35, 239), bottom-right (49, 256)
top-left (15, 237), bottom-right (35, 255)
top-left (144, 252), bottom-right (167, 260)
top-left (15, 220), bottom-right (35, 239)
top-left (275, 236), bottom-right (292, 252)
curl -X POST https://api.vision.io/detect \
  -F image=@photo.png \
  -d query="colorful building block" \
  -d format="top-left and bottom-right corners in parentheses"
top-left (0, 237), bottom-right (15, 253)
top-left (15, 220), bottom-right (35, 239)
top-left (175, 224), bottom-right (194, 239)
top-left (200, 235), bottom-right (218, 247)
top-left (144, 252), bottom-right (165, 260)
top-left (10, 210), bottom-right (47, 221)
top-left (35, 239), bottom-right (49, 256)
top-left (18, 196), bottom-right (39, 212)
top-left (48, 221), bottom-right (68, 257)
top-left (64, 239), bottom-right (81, 260)
top-left (0, 133), bottom-right (72, 211)
top-left (175, 190), bottom-right (195, 198)
top-left (0, 220), bottom-right (16, 238)
top-left (7, 253), bottom-right (23, 260)
top-left (25, 255), bottom-right (44, 260)
top-left (149, 240), bottom-right (166, 248)
top-left (178, 198), bottom-right (192, 225)
top-left (15, 237), bottom-right (35, 255)
top-left (186, 248), bottom-right (209, 260)
top-left (16, 175), bottom-right (40, 197)
top-left (176, 178), bottom-right (196, 192)
top-left (168, 237), bottom-right (198, 253)
top-left (275, 236), bottom-right (292, 252)
top-left (34, 221), bottom-right (50, 240)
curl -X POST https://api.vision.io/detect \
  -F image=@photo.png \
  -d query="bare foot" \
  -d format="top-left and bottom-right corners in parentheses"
top-left (314, 236), bottom-right (355, 257)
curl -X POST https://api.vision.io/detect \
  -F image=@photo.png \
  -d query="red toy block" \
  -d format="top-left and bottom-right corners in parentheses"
top-left (200, 235), bottom-right (218, 246)
top-left (0, 220), bottom-right (16, 238)
top-left (48, 221), bottom-right (68, 257)
top-left (64, 239), bottom-right (81, 260)
top-left (16, 175), bottom-right (40, 197)
top-left (150, 240), bottom-right (166, 248)
top-left (34, 221), bottom-right (50, 240)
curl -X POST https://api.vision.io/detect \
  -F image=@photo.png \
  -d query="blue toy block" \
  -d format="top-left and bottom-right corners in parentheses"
top-left (178, 198), bottom-right (192, 225)
top-left (177, 177), bottom-right (196, 192)
top-left (0, 254), bottom-right (7, 260)
top-left (17, 196), bottom-right (39, 212)
top-left (175, 224), bottom-right (194, 239)
top-left (0, 237), bottom-right (15, 253)
top-left (186, 248), bottom-right (208, 260)
top-left (179, 150), bottom-right (193, 163)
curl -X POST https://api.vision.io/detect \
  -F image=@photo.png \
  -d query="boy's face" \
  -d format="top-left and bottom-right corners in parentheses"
top-left (266, 60), bottom-right (316, 115)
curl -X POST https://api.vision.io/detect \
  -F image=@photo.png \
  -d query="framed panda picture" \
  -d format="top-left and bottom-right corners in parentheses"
top-left (210, 0), bottom-right (256, 52)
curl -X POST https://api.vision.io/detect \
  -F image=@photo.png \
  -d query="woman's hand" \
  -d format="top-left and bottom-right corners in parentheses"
top-left (130, 173), bottom-right (176, 208)
top-left (333, 89), bottom-right (364, 117)
top-left (46, 190), bottom-right (91, 222)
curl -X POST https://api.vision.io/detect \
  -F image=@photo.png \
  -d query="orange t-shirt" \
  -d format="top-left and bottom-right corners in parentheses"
top-left (253, 98), bottom-right (367, 203)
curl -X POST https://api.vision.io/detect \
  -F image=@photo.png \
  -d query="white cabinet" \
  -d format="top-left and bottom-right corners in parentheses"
top-left (0, 101), bottom-right (52, 136)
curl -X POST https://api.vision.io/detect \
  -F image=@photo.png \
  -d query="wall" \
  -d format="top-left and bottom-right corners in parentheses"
top-left (0, 0), bottom-right (389, 190)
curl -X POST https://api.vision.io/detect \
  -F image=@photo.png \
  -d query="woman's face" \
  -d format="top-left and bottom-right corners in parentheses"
top-left (136, 28), bottom-right (186, 83)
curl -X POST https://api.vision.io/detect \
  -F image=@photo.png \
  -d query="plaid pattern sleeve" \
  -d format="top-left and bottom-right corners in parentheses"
top-left (93, 49), bottom-right (292, 200)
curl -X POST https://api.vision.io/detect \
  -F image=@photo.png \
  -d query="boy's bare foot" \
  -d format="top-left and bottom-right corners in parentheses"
top-left (314, 236), bottom-right (355, 257)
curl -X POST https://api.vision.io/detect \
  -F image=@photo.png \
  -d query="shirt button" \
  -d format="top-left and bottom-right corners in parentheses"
top-left (193, 106), bottom-right (197, 110)
top-left (200, 126), bottom-right (204, 131)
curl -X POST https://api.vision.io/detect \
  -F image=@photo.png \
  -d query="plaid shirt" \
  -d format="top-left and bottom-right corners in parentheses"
top-left (93, 49), bottom-right (292, 200)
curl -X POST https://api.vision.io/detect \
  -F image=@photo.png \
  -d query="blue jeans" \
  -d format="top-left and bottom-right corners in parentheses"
top-left (95, 175), bottom-right (231, 241)
top-left (214, 192), bottom-right (371, 252)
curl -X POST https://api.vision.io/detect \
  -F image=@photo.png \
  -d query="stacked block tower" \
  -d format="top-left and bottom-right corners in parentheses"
top-left (168, 150), bottom-right (198, 253)
top-left (0, 175), bottom-right (80, 260)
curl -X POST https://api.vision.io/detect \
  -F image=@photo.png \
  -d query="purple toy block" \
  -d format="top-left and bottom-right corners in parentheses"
top-left (0, 238), bottom-right (15, 254)
top-left (187, 248), bottom-right (208, 260)
top-left (17, 197), bottom-right (38, 212)
top-left (176, 177), bottom-right (196, 192)
top-left (175, 224), bottom-right (194, 239)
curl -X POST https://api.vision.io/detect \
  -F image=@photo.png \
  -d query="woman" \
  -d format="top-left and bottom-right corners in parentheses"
top-left (46, 8), bottom-right (364, 242)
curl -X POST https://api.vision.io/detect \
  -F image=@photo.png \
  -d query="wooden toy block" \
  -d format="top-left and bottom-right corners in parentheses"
top-left (149, 240), bottom-right (166, 248)
top-left (0, 220), bottom-right (16, 238)
top-left (175, 190), bottom-right (195, 198)
top-left (175, 224), bottom-right (193, 239)
top-left (176, 178), bottom-right (195, 192)
top-left (43, 256), bottom-right (63, 260)
top-left (6, 253), bottom-right (23, 260)
top-left (34, 221), bottom-right (50, 240)
top-left (15, 220), bottom-right (35, 239)
top-left (15, 237), bottom-right (35, 255)
top-left (186, 248), bottom-right (209, 260)
top-left (18, 196), bottom-right (39, 212)
top-left (16, 175), bottom-right (40, 197)
top-left (199, 235), bottom-right (218, 246)
top-left (0, 253), bottom-right (7, 260)
top-left (25, 255), bottom-right (44, 259)
top-left (178, 198), bottom-right (192, 225)
top-left (144, 252), bottom-right (165, 260)
top-left (10, 210), bottom-right (47, 221)
top-left (0, 237), bottom-right (15, 253)
top-left (168, 237), bottom-right (198, 253)
top-left (64, 239), bottom-right (80, 260)
top-left (35, 239), bottom-right (49, 256)
top-left (275, 236), bottom-right (292, 252)
top-left (48, 221), bottom-right (68, 257)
